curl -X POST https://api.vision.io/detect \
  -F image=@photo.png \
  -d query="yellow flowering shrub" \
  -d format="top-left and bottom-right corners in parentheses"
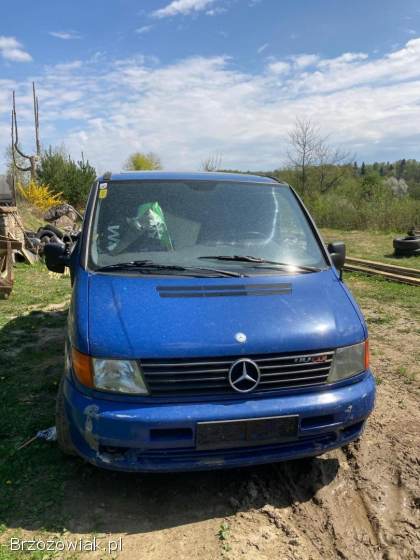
top-left (18, 180), bottom-right (63, 210)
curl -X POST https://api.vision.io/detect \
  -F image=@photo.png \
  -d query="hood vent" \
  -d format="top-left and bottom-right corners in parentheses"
top-left (157, 283), bottom-right (292, 298)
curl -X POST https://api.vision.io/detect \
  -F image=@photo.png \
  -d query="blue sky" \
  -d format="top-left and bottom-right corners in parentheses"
top-left (2, 0), bottom-right (420, 172)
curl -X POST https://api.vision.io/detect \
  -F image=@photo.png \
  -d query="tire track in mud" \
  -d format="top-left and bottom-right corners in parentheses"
top-left (222, 374), bottom-right (419, 560)
top-left (223, 451), bottom-right (383, 560)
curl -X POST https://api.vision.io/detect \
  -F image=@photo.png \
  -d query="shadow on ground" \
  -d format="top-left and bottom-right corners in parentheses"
top-left (0, 309), bottom-right (339, 535)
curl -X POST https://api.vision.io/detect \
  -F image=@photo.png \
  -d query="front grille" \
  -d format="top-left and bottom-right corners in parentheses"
top-left (141, 350), bottom-right (334, 396)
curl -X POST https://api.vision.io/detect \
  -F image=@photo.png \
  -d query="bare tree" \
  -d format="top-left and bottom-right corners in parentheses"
top-left (287, 118), bottom-right (321, 196)
top-left (11, 82), bottom-right (41, 181)
top-left (201, 153), bottom-right (223, 172)
top-left (287, 118), bottom-right (353, 195)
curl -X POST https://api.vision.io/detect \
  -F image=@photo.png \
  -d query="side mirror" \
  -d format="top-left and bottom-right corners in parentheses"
top-left (44, 242), bottom-right (70, 273)
top-left (328, 241), bottom-right (346, 272)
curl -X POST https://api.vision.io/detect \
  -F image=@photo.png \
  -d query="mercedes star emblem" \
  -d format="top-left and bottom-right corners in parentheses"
top-left (228, 358), bottom-right (261, 393)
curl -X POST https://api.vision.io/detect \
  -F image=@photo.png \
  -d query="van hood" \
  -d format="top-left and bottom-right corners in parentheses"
top-left (87, 270), bottom-right (366, 359)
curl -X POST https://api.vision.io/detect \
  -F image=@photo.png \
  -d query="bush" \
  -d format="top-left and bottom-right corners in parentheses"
top-left (124, 152), bottom-right (162, 171)
top-left (307, 183), bottom-right (420, 232)
top-left (37, 147), bottom-right (96, 207)
top-left (17, 180), bottom-right (62, 210)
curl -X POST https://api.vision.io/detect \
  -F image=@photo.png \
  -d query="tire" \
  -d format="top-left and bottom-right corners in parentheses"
top-left (37, 224), bottom-right (64, 239)
top-left (393, 237), bottom-right (420, 256)
top-left (56, 376), bottom-right (76, 456)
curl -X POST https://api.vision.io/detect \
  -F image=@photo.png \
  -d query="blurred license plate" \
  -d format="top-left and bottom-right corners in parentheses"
top-left (196, 415), bottom-right (298, 451)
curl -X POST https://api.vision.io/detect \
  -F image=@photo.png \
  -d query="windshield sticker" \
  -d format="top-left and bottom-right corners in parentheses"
top-left (98, 182), bottom-right (108, 199)
top-left (107, 225), bottom-right (120, 251)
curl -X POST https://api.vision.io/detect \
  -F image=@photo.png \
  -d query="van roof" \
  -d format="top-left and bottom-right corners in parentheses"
top-left (98, 171), bottom-right (284, 184)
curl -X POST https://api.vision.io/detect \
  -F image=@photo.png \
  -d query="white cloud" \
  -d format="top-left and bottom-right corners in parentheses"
top-left (267, 60), bottom-right (290, 74)
top-left (257, 43), bottom-right (269, 54)
top-left (0, 36), bottom-right (32, 62)
top-left (49, 30), bottom-right (81, 40)
top-left (152, 0), bottom-right (216, 18)
top-left (4, 39), bottom-right (420, 172)
top-left (136, 25), bottom-right (153, 35)
top-left (206, 6), bottom-right (227, 15)
top-left (292, 53), bottom-right (320, 68)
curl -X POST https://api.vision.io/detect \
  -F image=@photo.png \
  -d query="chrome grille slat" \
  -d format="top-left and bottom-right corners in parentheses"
top-left (144, 368), bottom-right (230, 376)
top-left (260, 374), bottom-right (328, 384)
top-left (260, 366), bottom-right (331, 377)
top-left (141, 350), bottom-right (334, 396)
top-left (147, 376), bottom-right (227, 383)
top-left (147, 384), bottom-right (229, 392)
top-left (144, 360), bottom-right (232, 368)
top-left (259, 361), bottom-right (332, 370)
top-left (259, 380), bottom-right (327, 390)
top-left (256, 351), bottom-right (334, 363)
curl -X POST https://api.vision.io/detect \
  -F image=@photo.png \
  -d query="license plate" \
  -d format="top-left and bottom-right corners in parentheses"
top-left (196, 415), bottom-right (299, 451)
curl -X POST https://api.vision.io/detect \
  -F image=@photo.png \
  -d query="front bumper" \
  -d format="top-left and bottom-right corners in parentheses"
top-left (64, 371), bottom-right (376, 472)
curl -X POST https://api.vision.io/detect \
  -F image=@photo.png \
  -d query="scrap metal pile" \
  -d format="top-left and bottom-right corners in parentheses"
top-left (25, 203), bottom-right (81, 257)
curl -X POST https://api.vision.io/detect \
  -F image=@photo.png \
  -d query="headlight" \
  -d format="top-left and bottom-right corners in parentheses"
top-left (328, 340), bottom-right (369, 383)
top-left (92, 359), bottom-right (149, 394)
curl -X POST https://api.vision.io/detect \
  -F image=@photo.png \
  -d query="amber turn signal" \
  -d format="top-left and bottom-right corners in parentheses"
top-left (71, 347), bottom-right (94, 388)
top-left (364, 339), bottom-right (370, 370)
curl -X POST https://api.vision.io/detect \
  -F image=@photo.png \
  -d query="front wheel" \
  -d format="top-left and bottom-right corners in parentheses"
top-left (56, 376), bottom-right (76, 455)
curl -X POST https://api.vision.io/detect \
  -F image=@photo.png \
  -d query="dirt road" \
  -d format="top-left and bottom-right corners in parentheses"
top-left (60, 282), bottom-right (420, 560)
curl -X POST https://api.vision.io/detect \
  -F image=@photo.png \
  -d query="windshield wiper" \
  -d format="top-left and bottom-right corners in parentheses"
top-left (198, 255), bottom-right (321, 273)
top-left (95, 260), bottom-right (246, 278)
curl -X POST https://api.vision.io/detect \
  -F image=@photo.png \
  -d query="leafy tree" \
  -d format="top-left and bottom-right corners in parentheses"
top-left (37, 147), bottom-right (96, 207)
top-left (124, 152), bottom-right (162, 171)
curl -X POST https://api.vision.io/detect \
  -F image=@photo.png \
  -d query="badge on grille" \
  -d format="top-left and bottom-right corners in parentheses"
top-left (228, 359), bottom-right (261, 393)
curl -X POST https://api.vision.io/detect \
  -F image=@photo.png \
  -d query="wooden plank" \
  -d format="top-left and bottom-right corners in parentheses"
top-left (344, 264), bottom-right (420, 287)
top-left (346, 257), bottom-right (420, 278)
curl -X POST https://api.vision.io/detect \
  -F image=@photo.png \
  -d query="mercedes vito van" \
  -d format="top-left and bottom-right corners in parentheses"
top-left (45, 172), bottom-right (375, 471)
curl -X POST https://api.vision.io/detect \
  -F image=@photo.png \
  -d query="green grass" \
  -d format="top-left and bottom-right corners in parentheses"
top-left (0, 263), bottom-right (74, 533)
top-left (345, 271), bottom-right (420, 314)
top-left (16, 203), bottom-right (45, 234)
top-left (320, 228), bottom-right (420, 270)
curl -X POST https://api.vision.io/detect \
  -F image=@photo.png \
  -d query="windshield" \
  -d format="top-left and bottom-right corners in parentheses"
top-left (88, 180), bottom-right (327, 273)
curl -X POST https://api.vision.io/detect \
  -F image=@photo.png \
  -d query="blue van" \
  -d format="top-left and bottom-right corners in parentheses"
top-left (45, 172), bottom-right (375, 472)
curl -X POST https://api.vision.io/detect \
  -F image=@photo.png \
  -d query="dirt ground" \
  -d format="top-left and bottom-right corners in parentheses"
top-left (52, 286), bottom-right (419, 560)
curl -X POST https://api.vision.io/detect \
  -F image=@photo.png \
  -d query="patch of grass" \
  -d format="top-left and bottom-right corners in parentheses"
top-left (0, 546), bottom-right (57, 560)
top-left (218, 521), bottom-right (231, 553)
top-left (366, 313), bottom-right (393, 325)
top-left (16, 202), bottom-right (45, 233)
top-left (320, 228), bottom-right (420, 270)
top-left (0, 263), bottom-right (74, 533)
top-left (344, 272), bottom-right (420, 315)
